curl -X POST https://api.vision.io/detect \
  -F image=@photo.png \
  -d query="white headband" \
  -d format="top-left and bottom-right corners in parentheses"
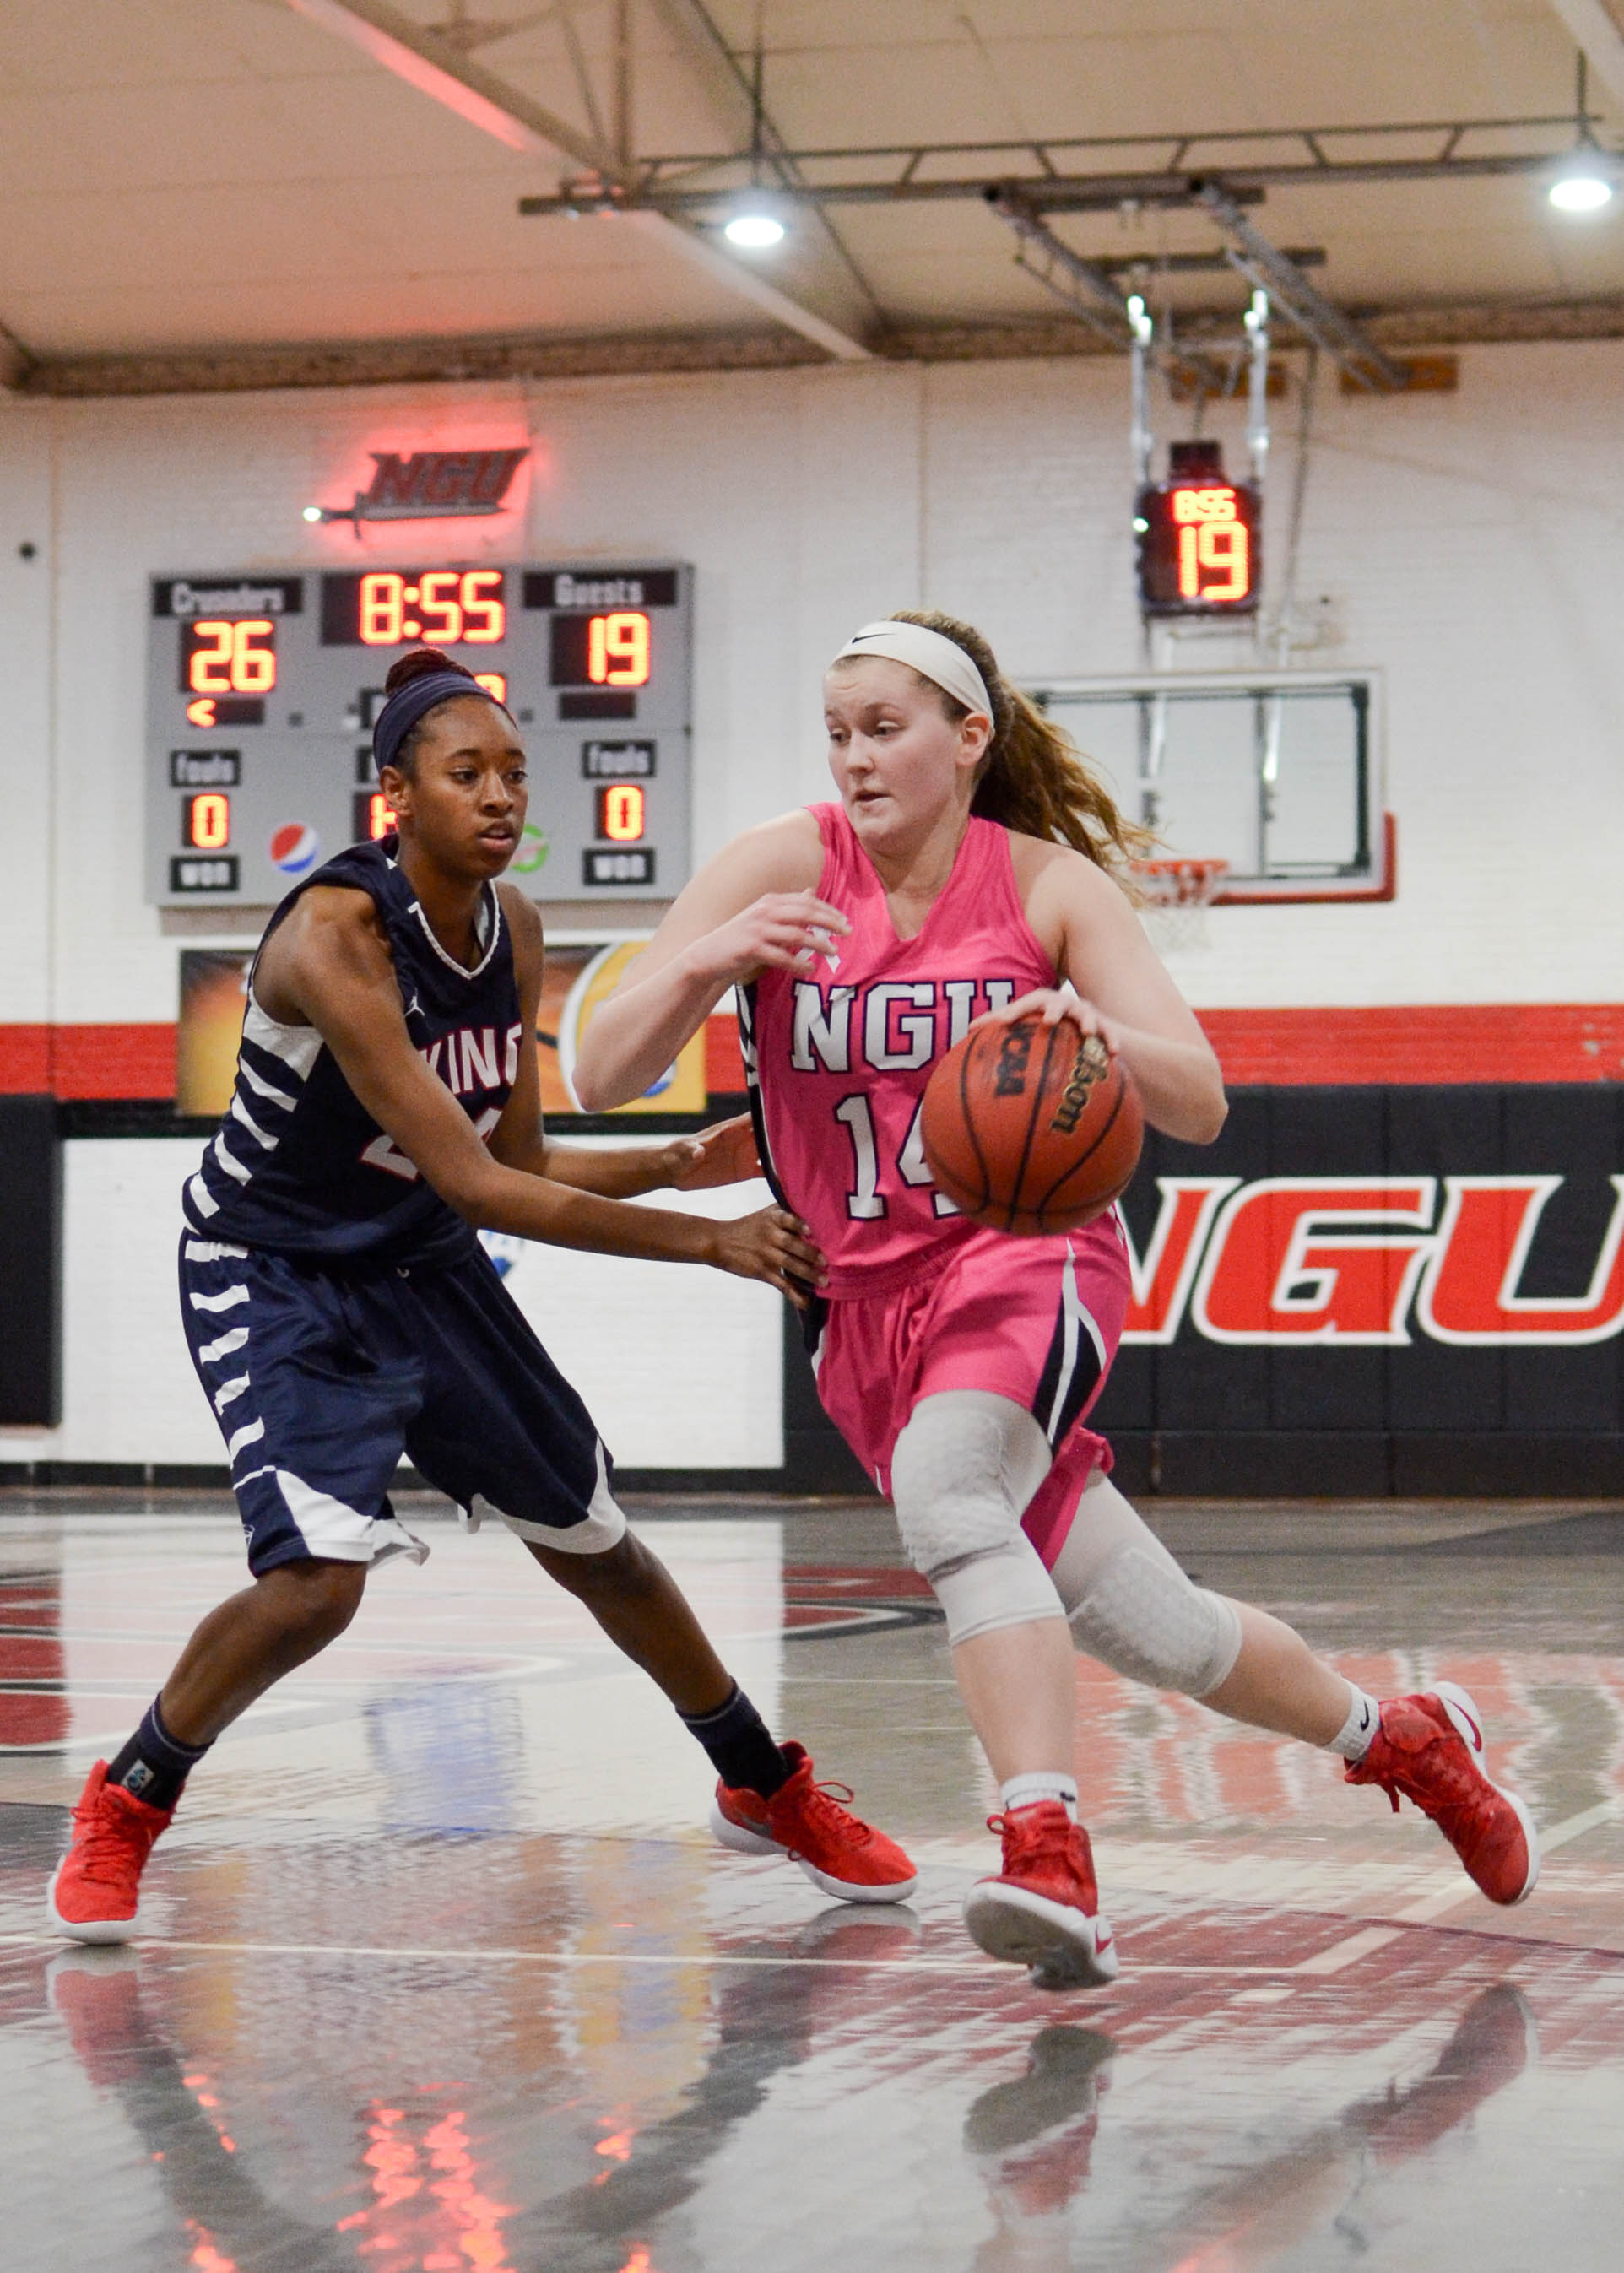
top-left (831, 620), bottom-right (993, 720)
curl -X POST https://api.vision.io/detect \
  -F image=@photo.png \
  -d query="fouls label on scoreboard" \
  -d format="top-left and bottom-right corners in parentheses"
top-left (170, 749), bottom-right (241, 787)
top-left (582, 740), bottom-right (656, 778)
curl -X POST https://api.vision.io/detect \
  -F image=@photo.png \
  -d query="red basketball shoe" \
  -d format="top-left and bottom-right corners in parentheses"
top-left (1345, 1683), bottom-right (1540, 1907)
top-left (47, 1761), bottom-right (173, 1944)
top-left (709, 1740), bottom-right (918, 1902)
top-left (963, 1802), bottom-right (1119, 1990)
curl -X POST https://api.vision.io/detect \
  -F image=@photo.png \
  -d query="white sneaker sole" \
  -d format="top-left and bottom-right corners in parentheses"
top-left (707, 1798), bottom-right (918, 1904)
top-left (46, 1861), bottom-right (140, 1946)
top-left (1433, 1681), bottom-right (1541, 1906)
top-left (962, 1880), bottom-right (1120, 1989)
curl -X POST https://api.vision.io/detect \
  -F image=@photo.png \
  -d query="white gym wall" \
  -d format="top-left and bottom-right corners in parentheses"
top-left (2, 340), bottom-right (1621, 1467)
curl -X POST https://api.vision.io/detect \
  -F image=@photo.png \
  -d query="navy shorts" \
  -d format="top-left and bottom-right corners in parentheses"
top-left (179, 1233), bottom-right (627, 1577)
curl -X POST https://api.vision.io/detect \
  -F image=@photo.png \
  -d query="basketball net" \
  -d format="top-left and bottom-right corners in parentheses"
top-left (1131, 856), bottom-right (1229, 957)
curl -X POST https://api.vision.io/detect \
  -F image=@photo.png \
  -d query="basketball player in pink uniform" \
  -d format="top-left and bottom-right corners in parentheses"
top-left (575, 610), bottom-right (1540, 1989)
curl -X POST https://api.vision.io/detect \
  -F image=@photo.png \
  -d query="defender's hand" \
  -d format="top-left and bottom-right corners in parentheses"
top-left (707, 1205), bottom-right (826, 1308)
top-left (975, 984), bottom-right (1125, 1057)
top-left (662, 1112), bottom-right (761, 1190)
top-left (697, 890), bottom-right (850, 986)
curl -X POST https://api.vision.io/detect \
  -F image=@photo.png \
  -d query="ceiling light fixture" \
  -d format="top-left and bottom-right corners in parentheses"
top-left (1549, 54), bottom-right (1619, 214)
top-left (724, 208), bottom-right (787, 248)
top-left (1548, 158), bottom-right (1616, 213)
top-left (722, 21), bottom-right (786, 251)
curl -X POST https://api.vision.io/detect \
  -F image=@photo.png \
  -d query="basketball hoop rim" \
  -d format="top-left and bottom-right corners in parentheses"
top-left (1129, 856), bottom-right (1230, 909)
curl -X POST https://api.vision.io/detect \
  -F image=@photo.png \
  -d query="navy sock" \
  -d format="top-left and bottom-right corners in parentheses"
top-left (680, 1684), bottom-right (790, 1800)
top-left (106, 1695), bottom-right (211, 1812)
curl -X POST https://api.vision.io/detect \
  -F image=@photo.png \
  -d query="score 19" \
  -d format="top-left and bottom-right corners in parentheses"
top-left (588, 611), bottom-right (649, 685)
top-left (181, 619), bottom-right (277, 695)
top-left (1135, 479), bottom-right (1260, 615)
top-left (549, 609), bottom-right (652, 688)
top-left (1172, 486), bottom-right (1250, 603)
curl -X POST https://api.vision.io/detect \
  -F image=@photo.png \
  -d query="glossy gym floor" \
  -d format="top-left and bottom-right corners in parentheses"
top-left (3, 1493), bottom-right (1622, 2272)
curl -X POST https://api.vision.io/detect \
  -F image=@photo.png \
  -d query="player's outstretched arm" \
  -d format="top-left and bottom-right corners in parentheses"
top-left (572, 810), bottom-right (840, 1110)
top-left (488, 893), bottom-right (765, 1198)
top-left (1000, 842), bottom-right (1228, 1144)
top-left (268, 890), bottom-right (825, 1302)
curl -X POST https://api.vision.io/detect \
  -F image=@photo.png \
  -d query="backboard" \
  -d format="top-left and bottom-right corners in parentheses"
top-left (1031, 671), bottom-right (1392, 903)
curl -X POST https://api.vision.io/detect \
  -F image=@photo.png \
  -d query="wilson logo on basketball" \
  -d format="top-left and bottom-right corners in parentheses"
top-left (993, 1026), bottom-right (1034, 1097)
top-left (1049, 1036), bottom-right (1110, 1136)
top-left (1122, 1174), bottom-right (1624, 1347)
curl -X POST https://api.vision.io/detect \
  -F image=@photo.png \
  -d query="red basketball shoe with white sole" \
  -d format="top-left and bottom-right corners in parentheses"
top-left (709, 1740), bottom-right (918, 1902)
top-left (1346, 1682), bottom-right (1540, 1906)
top-left (962, 1802), bottom-right (1119, 1990)
top-left (47, 1761), bottom-right (173, 1944)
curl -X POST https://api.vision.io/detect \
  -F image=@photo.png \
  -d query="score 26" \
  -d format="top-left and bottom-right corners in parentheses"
top-left (182, 618), bottom-right (277, 695)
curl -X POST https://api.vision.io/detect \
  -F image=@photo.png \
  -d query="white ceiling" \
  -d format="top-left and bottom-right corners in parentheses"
top-left (2, 0), bottom-right (1621, 386)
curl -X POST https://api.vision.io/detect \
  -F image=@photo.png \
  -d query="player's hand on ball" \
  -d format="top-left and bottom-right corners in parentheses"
top-left (978, 985), bottom-right (1125, 1055)
top-left (663, 1112), bottom-right (761, 1189)
top-left (701, 891), bottom-right (850, 984)
top-left (712, 1206), bottom-right (826, 1307)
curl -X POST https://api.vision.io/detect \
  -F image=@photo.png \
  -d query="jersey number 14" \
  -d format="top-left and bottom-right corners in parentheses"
top-left (834, 1094), bottom-right (958, 1221)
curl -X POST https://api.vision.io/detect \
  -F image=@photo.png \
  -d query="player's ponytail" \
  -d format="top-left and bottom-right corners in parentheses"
top-left (888, 609), bottom-right (1151, 880)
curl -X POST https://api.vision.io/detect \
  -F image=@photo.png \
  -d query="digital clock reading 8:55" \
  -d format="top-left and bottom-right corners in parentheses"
top-left (320, 570), bottom-right (506, 647)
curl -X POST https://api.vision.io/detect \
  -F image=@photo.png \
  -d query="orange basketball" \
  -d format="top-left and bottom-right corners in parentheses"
top-left (921, 1014), bottom-right (1144, 1236)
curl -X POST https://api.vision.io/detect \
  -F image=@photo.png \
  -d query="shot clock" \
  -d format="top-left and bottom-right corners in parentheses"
top-left (1134, 441), bottom-right (1261, 619)
top-left (146, 562), bottom-right (692, 906)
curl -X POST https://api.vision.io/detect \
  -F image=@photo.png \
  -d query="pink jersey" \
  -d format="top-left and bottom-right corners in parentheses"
top-left (742, 802), bottom-right (1058, 1296)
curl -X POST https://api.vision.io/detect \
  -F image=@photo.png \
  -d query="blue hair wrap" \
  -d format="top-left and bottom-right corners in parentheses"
top-left (371, 669), bottom-right (500, 777)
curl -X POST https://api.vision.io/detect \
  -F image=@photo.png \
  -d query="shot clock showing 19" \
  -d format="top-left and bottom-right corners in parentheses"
top-left (144, 563), bottom-right (694, 908)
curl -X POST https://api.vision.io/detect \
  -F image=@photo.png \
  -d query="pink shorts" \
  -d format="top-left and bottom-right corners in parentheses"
top-left (810, 1215), bottom-right (1130, 1572)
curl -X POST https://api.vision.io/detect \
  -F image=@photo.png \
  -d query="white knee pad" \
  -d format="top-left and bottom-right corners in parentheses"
top-left (1050, 1473), bottom-right (1242, 1699)
top-left (889, 1391), bottom-right (1065, 1645)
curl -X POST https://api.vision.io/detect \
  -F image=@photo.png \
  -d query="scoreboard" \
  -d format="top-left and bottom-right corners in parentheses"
top-left (145, 561), bottom-right (692, 906)
top-left (1134, 441), bottom-right (1260, 620)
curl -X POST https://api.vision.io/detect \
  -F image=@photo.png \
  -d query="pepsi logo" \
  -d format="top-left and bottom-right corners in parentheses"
top-left (479, 1231), bottom-right (525, 1280)
top-left (269, 822), bottom-right (320, 875)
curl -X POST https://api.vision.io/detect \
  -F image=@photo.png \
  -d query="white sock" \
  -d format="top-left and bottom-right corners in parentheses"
top-left (1326, 1684), bottom-right (1380, 1762)
top-left (1000, 1772), bottom-right (1078, 1821)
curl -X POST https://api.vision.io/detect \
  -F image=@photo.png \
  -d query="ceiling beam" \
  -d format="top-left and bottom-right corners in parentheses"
top-left (1545, 0), bottom-right (1624, 111)
top-left (283, 0), bottom-right (871, 361)
top-left (284, 0), bottom-right (618, 176)
top-left (645, 0), bottom-right (885, 324)
top-left (983, 191), bottom-right (1131, 345)
top-left (523, 149), bottom-right (1571, 214)
top-left (987, 190), bottom-right (1233, 394)
top-left (522, 106), bottom-right (1612, 215)
top-left (1195, 184), bottom-right (1405, 390)
top-left (12, 294), bottom-right (1624, 400)
top-left (625, 213), bottom-right (872, 359)
top-left (0, 318), bottom-right (35, 391)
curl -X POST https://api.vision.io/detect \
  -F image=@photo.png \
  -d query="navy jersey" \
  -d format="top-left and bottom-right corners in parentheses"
top-left (181, 836), bottom-right (523, 1266)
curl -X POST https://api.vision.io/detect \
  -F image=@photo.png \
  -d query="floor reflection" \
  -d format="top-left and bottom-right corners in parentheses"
top-left (3, 1496), bottom-right (1623, 2270)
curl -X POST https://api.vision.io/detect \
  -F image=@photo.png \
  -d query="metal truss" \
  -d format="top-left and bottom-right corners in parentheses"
top-left (1194, 187), bottom-right (1405, 391)
top-left (519, 108), bottom-right (1617, 216)
top-left (986, 186), bottom-right (1399, 396)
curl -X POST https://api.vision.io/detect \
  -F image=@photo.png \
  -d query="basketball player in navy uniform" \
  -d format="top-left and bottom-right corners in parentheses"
top-left (49, 649), bottom-right (915, 1940)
